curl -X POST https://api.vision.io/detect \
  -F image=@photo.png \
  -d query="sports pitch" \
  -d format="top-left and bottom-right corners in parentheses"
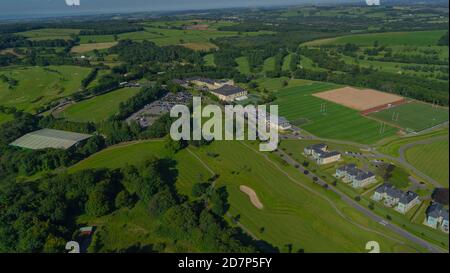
top-left (313, 87), bottom-right (404, 111)
top-left (274, 83), bottom-right (398, 144)
top-left (369, 102), bottom-right (449, 132)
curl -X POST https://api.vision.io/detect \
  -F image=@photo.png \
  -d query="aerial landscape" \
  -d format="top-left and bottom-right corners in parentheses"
top-left (0, 0), bottom-right (448, 258)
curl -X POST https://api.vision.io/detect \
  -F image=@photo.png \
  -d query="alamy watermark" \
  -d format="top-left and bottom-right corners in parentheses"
top-left (65, 0), bottom-right (80, 6)
top-left (170, 97), bottom-right (280, 152)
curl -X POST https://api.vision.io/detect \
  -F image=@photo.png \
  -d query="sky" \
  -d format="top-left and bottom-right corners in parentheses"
top-left (0, 0), bottom-right (361, 19)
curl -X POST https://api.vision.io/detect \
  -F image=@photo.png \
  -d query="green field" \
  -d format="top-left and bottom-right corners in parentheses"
top-left (71, 139), bottom-right (425, 252)
top-left (304, 30), bottom-right (447, 46)
top-left (18, 28), bottom-right (81, 40)
top-left (263, 57), bottom-right (276, 73)
top-left (189, 141), bottom-right (424, 252)
top-left (203, 54), bottom-right (215, 67)
top-left (0, 66), bottom-right (92, 113)
top-left (369, 102), bottom-right (449, 132)
top-left (253, 77), bottom-right (311, 92)
top-left (405, 139), bottom-right (449, 187)
top-left (61, 87), bottom-right (140, 123)
top-left (70, 140), bottom-right (214, 198)
top-left (79, 26), bottom-right (272, 46)
top-left (236, 56), bottom-right (251, 75)
top-left (282, 53), bottom-right (293, 71)
top-left (274, 83), bottom-right (398, 144)
top-left (0, 112), bottom-right (13, 125)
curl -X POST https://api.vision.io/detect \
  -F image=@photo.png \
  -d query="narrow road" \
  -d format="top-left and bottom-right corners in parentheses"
top-left (272, 147), bottom-right (446, 253)
top-left (283, 128), bottom-right (447, 188)
top-left (373, 135), bottom-right (448, 188)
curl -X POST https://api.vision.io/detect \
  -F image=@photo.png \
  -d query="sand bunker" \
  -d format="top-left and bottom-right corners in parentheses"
top-left (240, 185), bottom-right (264, 209)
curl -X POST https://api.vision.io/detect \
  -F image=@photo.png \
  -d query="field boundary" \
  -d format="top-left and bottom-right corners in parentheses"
top-left (361, 99), bottom-right (408, 116)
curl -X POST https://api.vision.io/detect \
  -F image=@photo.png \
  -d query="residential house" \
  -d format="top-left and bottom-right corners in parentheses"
top-left (372, 183), bottom-right (420, 213)
top-left (305, 144), bottom-right (341, 165)
top-left (424, 203), bottom-right (449, 233)
top-left (396, 191), bottom-right (420, 214)
top-left (336, 164), bottom-right (376, 188)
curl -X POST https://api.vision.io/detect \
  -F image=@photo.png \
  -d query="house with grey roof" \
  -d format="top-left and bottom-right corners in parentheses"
top-left (304, 143), bottom-right (341, 165)
top-left (210, 84), bottom-right (248, 102)
top-left (424, 203), bottom-right (449, 233)
top-left (336, 164), bottom-right (376, 188)
top-left (396, 191), bottom-right (420, 214)
top-left (372, 183), bottom-right (420, 213)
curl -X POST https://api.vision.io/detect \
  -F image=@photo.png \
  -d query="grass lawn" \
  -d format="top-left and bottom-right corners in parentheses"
top-left (69, 140), bottom-right (213, 198)
top-left (282, 54), bottom-right (293, 71)
top-left (236, 56), bottom-right (251, 75)
top-left (263, 57), bottom-right (276, 73)
top-left (180, 42), bottom-right (218, 51)
top-left (405, 139), bottom-right (449, 187)
top-left (71, 42), bottom-right (118, 53)
top-left (203, 54), bottom-right (215, 67)
top-left (303, 30), bottom-right (447, 46)
top-left (253, 77), bottom-right (311, 92)
top-left (369, 102), bottom-right (449, 132)
top-left (0, 65), bottom-right (92, 113)
top-left (376, 128), bottom-right (449, 157)
top-left (274, 83), bottom-right (398, 144)
top-left (61, 87), bottom-right (140, 123)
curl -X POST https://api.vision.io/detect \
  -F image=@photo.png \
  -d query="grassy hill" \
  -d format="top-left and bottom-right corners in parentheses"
top-left (0, 66), bottom-right (92, 113)
top-left (69, 139), bottom-right (426, 252)
top-left (60, 87), bottom-right (140, 123)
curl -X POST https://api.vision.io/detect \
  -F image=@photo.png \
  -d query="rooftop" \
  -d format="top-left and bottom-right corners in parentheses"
top-left (427, 203), bottom-right (449, 221)
top-left (211, 84), bottom-right (246, 96)
top-left (10, 128), bottom-right (92, 150)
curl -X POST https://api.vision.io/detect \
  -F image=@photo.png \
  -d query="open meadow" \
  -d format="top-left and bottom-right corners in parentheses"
top-left (0, 65), bottom-right (92, 113)
top-left (60, 87), bottom-right (140, 123)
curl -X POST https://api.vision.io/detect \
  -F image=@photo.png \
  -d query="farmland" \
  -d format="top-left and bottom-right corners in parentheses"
top-left (71, 42), bottom-right (118, 53)
top-left (274, 83), bottom-right (398, 144)
top-left (17, 28), bottom-right (81, 40)
top-left (405, 139), bottom-right (449, 187)
top-left (369, 102), bottom-right (449, 132)
top-left (60, 87), bottom-right (140, 123)
top-left (0, 66), bottom-right (92, 113)
top-left (303, 30), bottom-right (448, 47)
top-left (78, 26), bottom-right (272, 46)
